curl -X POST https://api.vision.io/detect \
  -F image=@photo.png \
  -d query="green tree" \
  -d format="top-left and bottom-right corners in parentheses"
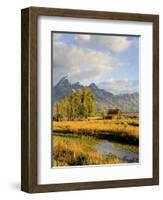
top-left (54, 88), bottom-right (96, 121)
top-left (100, 105), bottom-right (107, 119)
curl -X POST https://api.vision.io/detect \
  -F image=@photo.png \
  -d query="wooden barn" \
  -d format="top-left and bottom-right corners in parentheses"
top-left (106, 108), bottom-right (123, 119)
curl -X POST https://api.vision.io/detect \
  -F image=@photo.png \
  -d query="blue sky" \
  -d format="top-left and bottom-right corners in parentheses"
top-left (53, 32), bottom-right (139, 94)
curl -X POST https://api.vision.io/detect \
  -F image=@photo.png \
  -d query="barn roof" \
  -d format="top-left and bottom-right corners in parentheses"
top-left (107, 109), bottom-right (122, 114)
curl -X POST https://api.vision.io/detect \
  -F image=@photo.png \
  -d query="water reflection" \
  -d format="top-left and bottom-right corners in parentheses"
top-left (96, 140), bottom-right (139, 163)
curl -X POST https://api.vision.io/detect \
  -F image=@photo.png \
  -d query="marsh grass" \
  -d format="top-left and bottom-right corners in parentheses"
top-left (52, 117), bottom-right (139, 166)
top-left (53, 118), bottom-right (139, 144)
top-left (53, 136), bottom-right (121, 166)
top-left (113, 142), bottom-right (139, 153)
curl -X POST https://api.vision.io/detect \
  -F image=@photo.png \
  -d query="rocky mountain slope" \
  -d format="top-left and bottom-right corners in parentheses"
top-left (53, 77), bottom-right (139, 113)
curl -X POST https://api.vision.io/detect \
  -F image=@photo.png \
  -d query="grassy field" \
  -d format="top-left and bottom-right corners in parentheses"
top-left (53, 117), bottom-right (139, 144)
top-left (52, 117), bottom-right (139, 166)
top-left (53, 135), bottom-right (121, 166)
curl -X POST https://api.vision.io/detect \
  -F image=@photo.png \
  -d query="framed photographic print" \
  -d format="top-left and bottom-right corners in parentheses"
top-left (21, 7), bottom-right (159, 193)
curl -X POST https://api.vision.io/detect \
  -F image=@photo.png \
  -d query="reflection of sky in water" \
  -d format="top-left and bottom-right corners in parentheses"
top-left (96, 141), bottom-right (139, 163)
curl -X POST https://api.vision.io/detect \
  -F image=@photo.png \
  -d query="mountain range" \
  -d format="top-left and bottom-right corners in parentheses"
top-left (53, 76), bottom-right (139, 113)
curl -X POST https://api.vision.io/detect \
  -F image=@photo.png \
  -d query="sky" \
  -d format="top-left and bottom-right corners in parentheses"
top-left (52, 32), bottom-right (139, 94)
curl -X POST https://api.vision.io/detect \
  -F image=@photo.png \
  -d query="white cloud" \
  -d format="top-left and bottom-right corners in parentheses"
top-left (75, 34), bottom-right (132, 53)
top-left (53, 41), bottom-right (119, 85)
top-left (98, 80), bottom-right (138, 94)
top-left (107, 36), bottom-right (132, 53)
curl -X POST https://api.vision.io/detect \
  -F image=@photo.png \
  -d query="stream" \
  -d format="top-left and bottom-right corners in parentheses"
top-left (54, 133), bottom-right (139, 164)
top-left (96, 140), bottom-right (139, 163)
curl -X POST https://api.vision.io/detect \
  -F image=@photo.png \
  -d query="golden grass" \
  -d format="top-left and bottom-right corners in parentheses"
top-left (53, 136), bottom-right (121, 166)
top-left (53, 119), bottom-right (139, 144)
top-left (52, 118), bottom-right (139, 166)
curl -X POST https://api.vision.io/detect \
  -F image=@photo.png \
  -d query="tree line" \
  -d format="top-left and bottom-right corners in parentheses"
top-left (54, 88), bottom-right (96, 121)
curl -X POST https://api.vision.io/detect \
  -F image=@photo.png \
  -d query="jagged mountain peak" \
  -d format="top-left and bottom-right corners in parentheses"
top-left (73, 81), bottom-right (81, 86)
top-left (53, 77), bottom-right (139, 113)
top-left (89, 83), bottom-right (98, 89)
top-left (72, 81), bottom-right (83, 89)
top-left (56, 76), bottom-right (70, 87)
